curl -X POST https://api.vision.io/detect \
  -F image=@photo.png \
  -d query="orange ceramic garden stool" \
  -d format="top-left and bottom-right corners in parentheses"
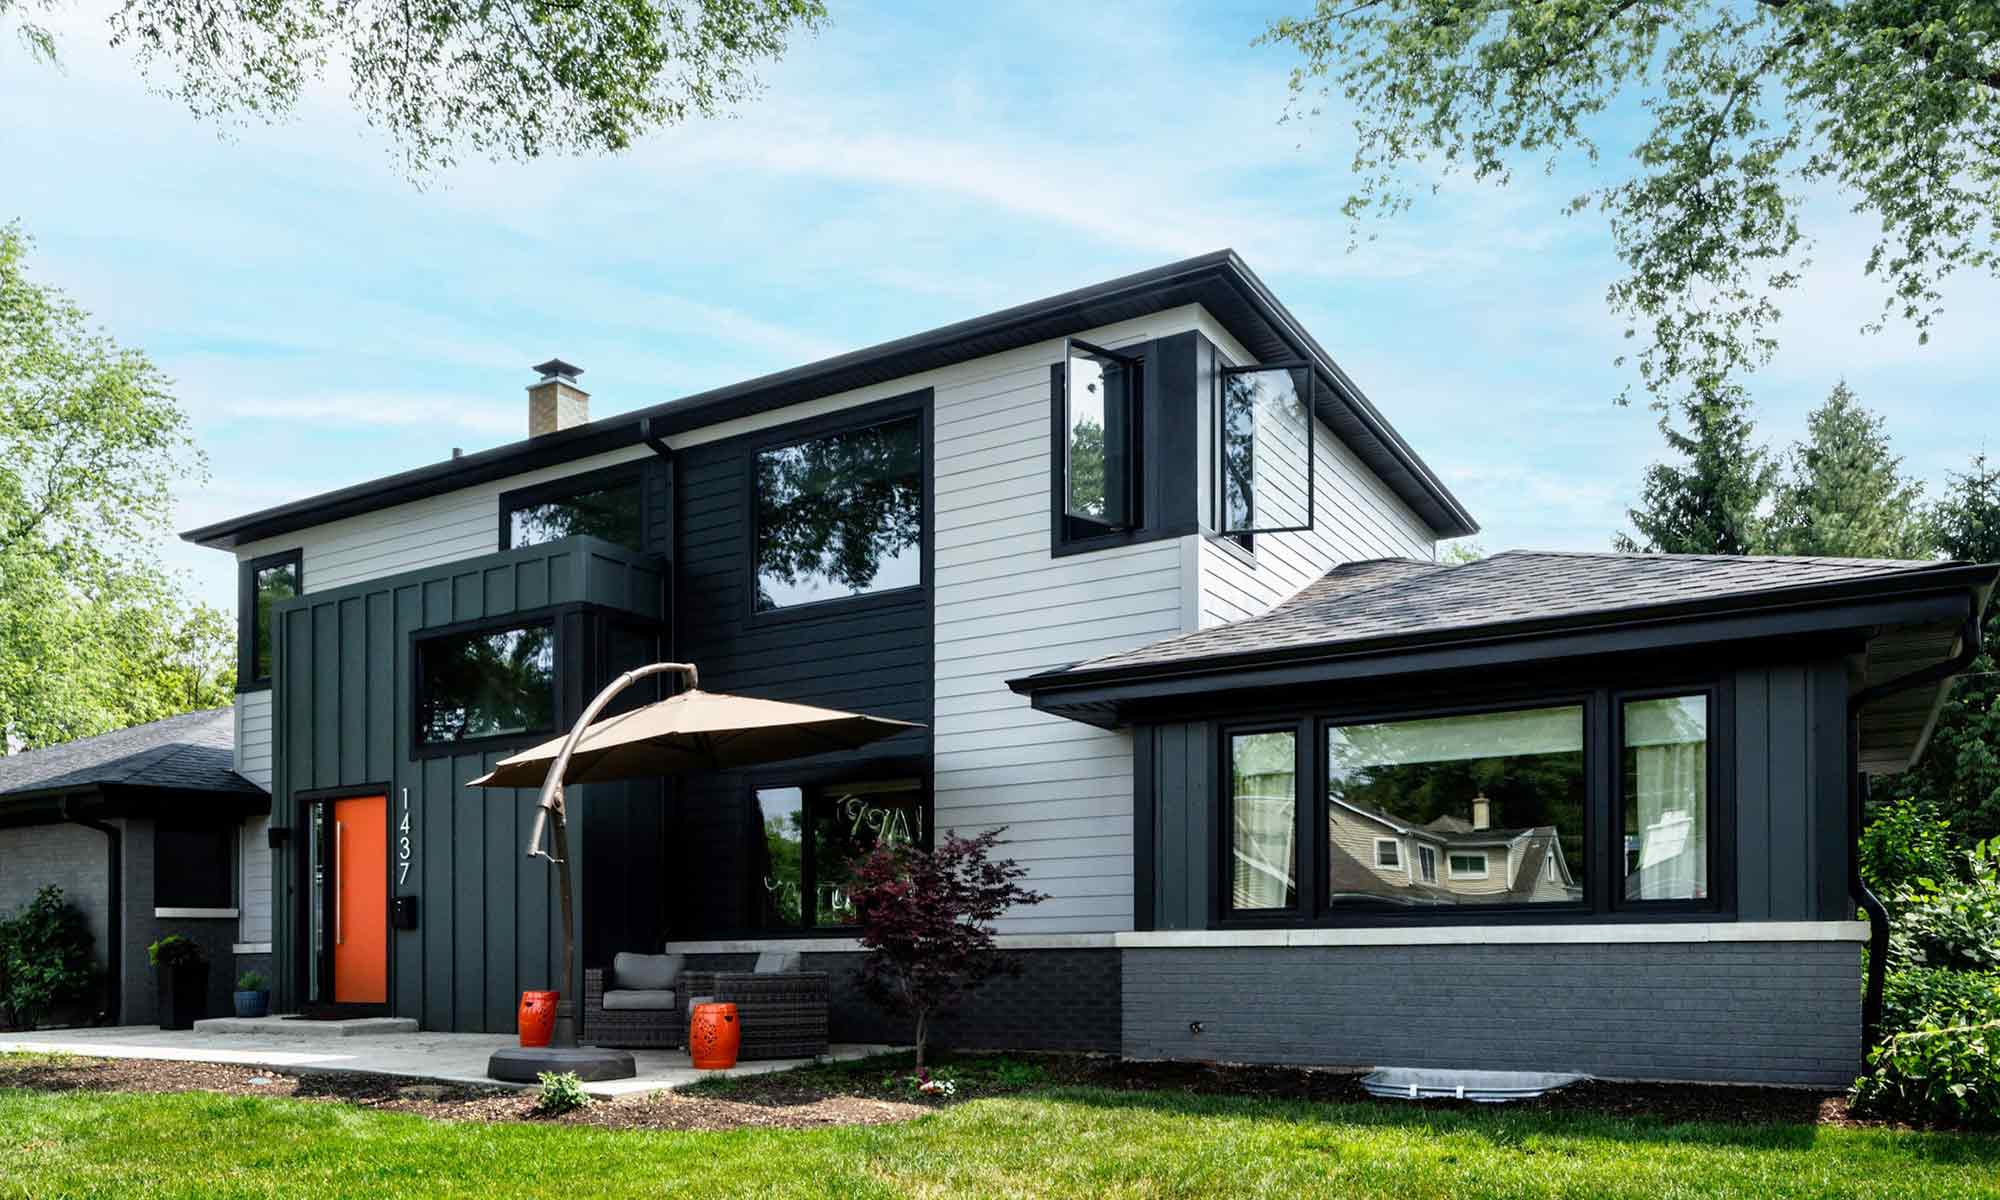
top-left (688, 1002), bottom-right (741, 1069)
top-left (517, 990), bottom-right (558, 1048)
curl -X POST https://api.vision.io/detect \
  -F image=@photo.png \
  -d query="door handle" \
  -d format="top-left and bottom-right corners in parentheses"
top-left (335, 820), bottom-right (344, 946)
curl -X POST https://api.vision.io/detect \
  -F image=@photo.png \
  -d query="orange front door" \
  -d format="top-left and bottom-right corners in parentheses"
top-left (331, 794), bottom-right (388, 1005)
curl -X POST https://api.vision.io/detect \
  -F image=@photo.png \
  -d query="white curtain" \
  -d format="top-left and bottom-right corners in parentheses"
top-left (1624, 697), bottom-right (1708, 900)
top-left (1231, 732), bottom-right (1297, 909)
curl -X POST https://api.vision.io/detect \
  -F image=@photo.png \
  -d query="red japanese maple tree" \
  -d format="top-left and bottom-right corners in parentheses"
top-left (847, 827), bottom-right (1047, 1070)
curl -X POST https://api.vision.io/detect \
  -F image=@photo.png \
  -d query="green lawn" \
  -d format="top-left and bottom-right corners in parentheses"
top-left (4, 1082), bottom-right (1998, 1200)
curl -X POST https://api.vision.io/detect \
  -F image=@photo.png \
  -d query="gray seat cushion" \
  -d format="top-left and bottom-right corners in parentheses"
top-left (753, 951), bottom-right (802, 974)
top-left (613, 951), bottom-right (684, 990)
top-left (601, 988), bottom-right (677, 1011)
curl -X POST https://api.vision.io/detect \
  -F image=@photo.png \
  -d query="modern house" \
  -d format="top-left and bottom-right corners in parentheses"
top-left (181, 252), bottom-right (1995, 1085)
top-left (0, 708), bottom-right (271, 1025)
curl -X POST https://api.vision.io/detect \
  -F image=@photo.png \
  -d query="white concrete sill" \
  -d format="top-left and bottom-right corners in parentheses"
top-left (1114, 921), bottom-right (1870, 949)
top-left (154, 907), bottom-right (239, 920)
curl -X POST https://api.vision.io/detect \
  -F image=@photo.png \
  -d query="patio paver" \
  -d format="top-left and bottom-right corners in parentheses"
top-left (0, 1025), bottom-right (892, 1097)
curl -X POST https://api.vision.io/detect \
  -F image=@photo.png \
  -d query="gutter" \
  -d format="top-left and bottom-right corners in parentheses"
top-left (1847, 606), bottom-right (1984, 1053)
top-left (59, 796), bottom-right (122, 1026)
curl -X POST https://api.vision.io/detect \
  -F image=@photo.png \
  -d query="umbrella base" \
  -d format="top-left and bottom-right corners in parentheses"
top-left (488, 1045), bottom-right (636, 1083)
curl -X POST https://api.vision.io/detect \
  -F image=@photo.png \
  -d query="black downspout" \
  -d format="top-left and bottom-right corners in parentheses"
top-left (61, 797), bottom-right (122, 1026)
top-left (1847, 607), bottom-right (1984, 1052)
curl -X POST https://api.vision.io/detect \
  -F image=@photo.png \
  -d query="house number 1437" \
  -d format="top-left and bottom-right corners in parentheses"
top-left (398, 788), bottom-right (413, 886)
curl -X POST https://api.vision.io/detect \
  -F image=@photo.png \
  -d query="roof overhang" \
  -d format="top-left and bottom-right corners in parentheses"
top-left (1012, 565), bottom-right (1995, 738)
top-left (179, 251), bottom-right (1476, 550)
top-left (0, 782), bottom-right (270, 830)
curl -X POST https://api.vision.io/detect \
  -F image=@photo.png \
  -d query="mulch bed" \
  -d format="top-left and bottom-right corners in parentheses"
top-left (0, 1050), bottom-right (1872, 1132)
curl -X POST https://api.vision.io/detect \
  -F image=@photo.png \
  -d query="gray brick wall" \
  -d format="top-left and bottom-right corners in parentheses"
top-left (683, 949), bottom-right (1122, 1053)
top-left (1122, 941), bottom-right (1862, 1086)
top-left (0, 823), bottom-right (112, 1024)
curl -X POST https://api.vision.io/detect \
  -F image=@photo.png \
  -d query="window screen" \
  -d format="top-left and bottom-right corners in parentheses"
top-left (155, 825), bottom-right (234, 909)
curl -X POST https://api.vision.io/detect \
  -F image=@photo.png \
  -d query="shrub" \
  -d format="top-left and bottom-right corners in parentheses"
top-left (1887, 839), bottom-right (2000, 973)
top-left (235, 971), bottom-right (268, 992)
top-left (146, 935), bottom-right (206, 969)
top-left (1861, 798), bottom-right (1958, 897)
top-left (848, 827), bottom-right (1047, 1071)
top-left (0, 886), bottom-right (96, 1029)
top-left (1850, 1020), bottom-right (2000, 1129)
top-left (1883, 968), bottom-right (2000, 1033)
top-left (534, 1071), bottom-right (589, 1115)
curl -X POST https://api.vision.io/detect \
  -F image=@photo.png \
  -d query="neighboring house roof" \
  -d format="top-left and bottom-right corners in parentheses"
top-left (0, 708), bottom-right (266, 807)
top-left (1039, 551), bottom-right (1986, 678)
top-left (178, 251), bottom-right (1477, 549)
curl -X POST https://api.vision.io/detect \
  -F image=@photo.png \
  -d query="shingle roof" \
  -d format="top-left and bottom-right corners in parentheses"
top-left (1043, 549), bottom-right (1968, 678)
top-left (0, 708), bottom-right (264, 800)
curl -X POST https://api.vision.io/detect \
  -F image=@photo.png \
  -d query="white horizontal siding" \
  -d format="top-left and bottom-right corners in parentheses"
top-left (239, 814), bottom-right (272, 945)
top-left (931, 308), bottom-right (1225, 934)
top-left (233, 690), bottom-right (272, 792)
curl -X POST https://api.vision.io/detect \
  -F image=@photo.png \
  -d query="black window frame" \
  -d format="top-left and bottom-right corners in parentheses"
top-left (1204, 676), bottom-right (1734, 929)
top-left (1050, 339), bottom-right (1147, 555)
top-left (498, 461), bottom-right (649, 553)
top-left (1218, 718), bottom-right (1313, 922)
top-left (237, 548), bottom-right (303, 692)
top-left (409, 612), bottom-right (563, 759)
top-left (744, 394), bottom-right (931, 625)
top-left (741, 761), bottom-right (933, 935)
top-left (1214, 359), bottom-right (1316, 539)
top-left (1611, 685), bottom-right (1726, 915)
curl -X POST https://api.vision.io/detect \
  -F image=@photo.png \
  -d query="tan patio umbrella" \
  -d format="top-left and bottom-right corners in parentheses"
top-left (466, 661), bottom-right (919, 1072)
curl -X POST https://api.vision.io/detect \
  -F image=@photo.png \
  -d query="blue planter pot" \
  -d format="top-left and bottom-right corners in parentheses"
top-left (233, 990), bottom-right (270, 1019)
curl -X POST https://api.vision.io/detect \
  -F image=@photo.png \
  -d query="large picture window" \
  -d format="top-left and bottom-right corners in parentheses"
top-left (1324, 705), bottom-right (1585, 908)
top-left (415, 621), bottom-right (557, 747)
top-left (503, 466), bottom-right (644, 552)
top-left (1621, 694), bottom-right (1711, 902)
top-left (753, 413), bottom-right (923, 612)
top-left (1229, 730), bottom-right (1298, 912)
top-left (238, 549), bottom-right (301, 688)
top-left (155, 824), bottom-right (234, 909)
top-left (753, 778), bottom-right (925, 930)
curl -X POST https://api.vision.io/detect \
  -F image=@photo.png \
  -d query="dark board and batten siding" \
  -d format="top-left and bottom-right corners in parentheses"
top-left (269, 539), bottom-right (667, 1031)
top-left (670, 391), bottom-right (935, 939)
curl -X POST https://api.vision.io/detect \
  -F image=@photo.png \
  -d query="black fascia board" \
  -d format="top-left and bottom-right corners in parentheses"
top-left (1009, 568), bottom-right (1992, 726)
top-left (181, 251), bottom-right (1475, 549)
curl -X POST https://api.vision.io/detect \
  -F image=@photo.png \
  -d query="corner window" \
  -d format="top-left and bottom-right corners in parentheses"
top-left (1060, 339), bottom-right (1141, 532)
top-left (753, 778), bottom-right (925, 930)
top-left (503, 466), bottom-right (644, 552)
top-left (753, 413), bottom-right (923, 612)
top-left (1228, 730), bottom-right (1298, 912)
top-left (415, 620), bottom-right (557, 747)
top-left (1326, 704), bottom-right (1585, 907)
top-left (1621, 694), bottom-right (1711, 902)
top-left (237, 549), bottom-right (301, 689)
top-left (1217, 363), bottom-right (1315, 535)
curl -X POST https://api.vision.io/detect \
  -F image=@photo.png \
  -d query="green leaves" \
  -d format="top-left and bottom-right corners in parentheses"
top-left (0, 223), bottom-right (228, 753)
top-left (65, 0), bottom-right (827, 177)
top-left (0, 886), bottom-right (96, 1029)
top-left (1265, 0), bottom-right (2000, 406)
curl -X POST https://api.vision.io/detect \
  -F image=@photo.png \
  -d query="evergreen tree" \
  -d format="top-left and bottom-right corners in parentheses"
top-left (1765, 383), bottom-right (1928, 559)
top-left (1881, 454), bottom-right (2000, 840)
top-left (1613, 387), bottom-right (1772, 555)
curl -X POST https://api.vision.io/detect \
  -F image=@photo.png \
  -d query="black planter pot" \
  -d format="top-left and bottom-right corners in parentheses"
top-left (157, 962), bottom-right (209, 1030)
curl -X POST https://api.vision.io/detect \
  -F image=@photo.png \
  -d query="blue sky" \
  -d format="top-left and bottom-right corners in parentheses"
top-left (5, 1), bottom-right (1995, 615)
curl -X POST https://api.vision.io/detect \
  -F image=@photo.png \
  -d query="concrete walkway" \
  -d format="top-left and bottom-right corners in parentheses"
top-left (0, 1024), bottom-right (893, 1098)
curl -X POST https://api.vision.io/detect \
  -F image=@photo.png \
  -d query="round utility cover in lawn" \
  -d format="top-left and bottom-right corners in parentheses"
top-left (466, 689), bottom-right (923, 789)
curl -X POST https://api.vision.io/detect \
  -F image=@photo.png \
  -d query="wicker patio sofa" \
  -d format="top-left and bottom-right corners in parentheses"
top-left (582, 953), bottom-right (688, 1050)
top-left (678, 961), bottom-right (830, 1061)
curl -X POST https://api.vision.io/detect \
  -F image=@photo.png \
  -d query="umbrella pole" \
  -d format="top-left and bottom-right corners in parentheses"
top-left (525, 661), bottom-right (699, 1049)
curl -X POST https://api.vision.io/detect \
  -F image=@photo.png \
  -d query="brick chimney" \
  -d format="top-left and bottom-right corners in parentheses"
top-left (1471, 794), bottom-right (1491, 831)
top-left (527, 358), bottom-right (588, 437)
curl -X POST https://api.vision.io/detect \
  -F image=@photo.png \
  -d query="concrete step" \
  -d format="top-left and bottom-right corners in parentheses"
top-left (192, 1015), bottom-right (419, 1039)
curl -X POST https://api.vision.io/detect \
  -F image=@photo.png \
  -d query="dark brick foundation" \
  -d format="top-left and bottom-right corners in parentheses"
top-left (684, 948), bottom-right (1121, 1054)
